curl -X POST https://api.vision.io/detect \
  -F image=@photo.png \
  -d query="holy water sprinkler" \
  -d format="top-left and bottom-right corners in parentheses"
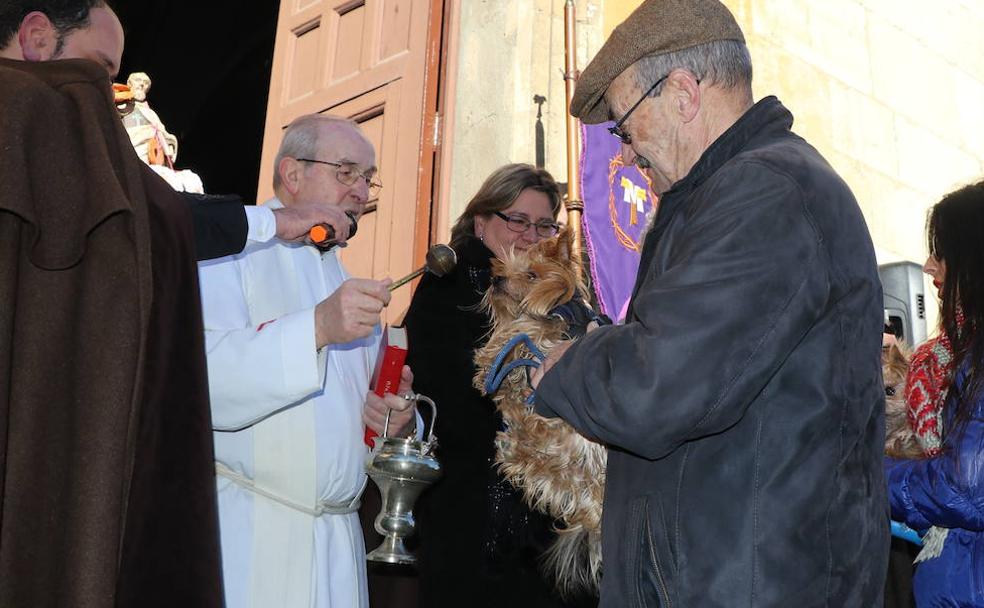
top-left (388, 244), bottom-right (457, 291)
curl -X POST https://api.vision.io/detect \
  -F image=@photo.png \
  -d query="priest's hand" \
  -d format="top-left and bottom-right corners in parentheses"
top-left (273, 203), bottom-right (352, 243)
top-left (363, 366), bottom-right (416, 436)
top-left (315, 278), bottom-right (393, 347)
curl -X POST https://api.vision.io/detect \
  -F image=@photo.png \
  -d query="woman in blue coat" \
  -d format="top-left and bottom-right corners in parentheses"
top-left (886, 180), bottom-right (984, 606)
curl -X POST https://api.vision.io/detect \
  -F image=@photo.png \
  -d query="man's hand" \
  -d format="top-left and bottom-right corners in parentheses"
top-left (532, 322), bottom-right (599, 388)
top-left (273, 203), bottom-right (352, 243)
top-left (315, 278), bottom-right (392, 347)
top-left (363, 366), bottom-right (415, 436)
top-left (531, 340), bottom-right (574, 389)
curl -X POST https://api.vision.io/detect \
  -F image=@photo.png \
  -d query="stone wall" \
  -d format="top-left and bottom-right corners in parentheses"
top-left (725, 0), bottom-right (984, 266)
top-left (445, 0), bottom-right (603, 224)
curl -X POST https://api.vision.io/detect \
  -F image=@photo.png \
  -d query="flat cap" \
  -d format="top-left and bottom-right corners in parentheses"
top-left (571, 0), bottom-right (745, 124)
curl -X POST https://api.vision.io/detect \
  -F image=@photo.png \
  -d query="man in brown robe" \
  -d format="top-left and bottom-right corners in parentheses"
top-left (0, 2), bottom-right (286, 605)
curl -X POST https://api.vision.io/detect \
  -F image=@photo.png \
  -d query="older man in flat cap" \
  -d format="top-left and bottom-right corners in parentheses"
top-left (533, 1), bottom-right (888, 606)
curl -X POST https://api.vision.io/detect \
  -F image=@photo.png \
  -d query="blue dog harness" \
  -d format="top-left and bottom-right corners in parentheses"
top-left (482, 298), bottom-right (611, 407)
top-left (482, 333), bottom-right (545, 407)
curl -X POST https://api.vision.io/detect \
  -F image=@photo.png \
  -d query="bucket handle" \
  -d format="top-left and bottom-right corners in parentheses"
top-left (382, 393), bottom-right (437, 445)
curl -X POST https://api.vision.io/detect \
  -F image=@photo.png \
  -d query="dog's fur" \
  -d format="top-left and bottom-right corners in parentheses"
top-left (881, 339), bottom-right (951, 560)
top-left (883, 340), bottom-right (921, 459)
top-left (474, 228), bottom-right (606, 594)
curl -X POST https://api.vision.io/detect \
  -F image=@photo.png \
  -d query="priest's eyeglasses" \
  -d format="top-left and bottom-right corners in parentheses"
top-left (493, 211), bottom-right (560, 238)
top-left (297, 158), bottom-right (382, 196)
top-left (607, 74), bottom-right (669, 145)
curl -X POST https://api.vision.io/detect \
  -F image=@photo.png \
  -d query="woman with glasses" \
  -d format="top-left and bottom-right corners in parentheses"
top-left (886, 180), bottom-right (984, 607)
top-left (403, 164), bottom-right (594, 607)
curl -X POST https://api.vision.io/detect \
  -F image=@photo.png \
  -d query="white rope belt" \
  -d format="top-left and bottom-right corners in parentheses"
top-left (215, 462), bottom-right (365, 516)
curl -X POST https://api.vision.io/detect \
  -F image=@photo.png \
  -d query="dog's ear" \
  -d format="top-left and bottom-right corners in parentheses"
top-left (489, 256), bottom-right (508, 279)
top-left (551, 225), bottom-right (592, 301)
top-left (553, 225), bottom-right (573, 261)
top-left (884, 340), bottom-right (911, 368)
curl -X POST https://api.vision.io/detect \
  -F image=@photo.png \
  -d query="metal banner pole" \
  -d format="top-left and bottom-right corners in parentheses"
top-left (563, 0), bottom-right (584, 278)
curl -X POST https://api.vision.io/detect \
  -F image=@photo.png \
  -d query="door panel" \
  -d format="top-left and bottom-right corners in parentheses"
top-left (378, 0), bottom-right (414, 62)
top-left (329, 3), bottom-right (365, 81)
top-left (285, 19), bottom-right (323, 102)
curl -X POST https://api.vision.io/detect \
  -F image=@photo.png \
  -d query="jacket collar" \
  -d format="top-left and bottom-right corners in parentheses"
top-left (666, 95), bottom-right (793, 198)
top-left (455, 234), bottom-right (495, 269)
top-left (454, 235), bottom-right (496, 293)
top-left (626, 97), bottom-right (793, 321)
top-left (644, 96), bottom-right (792, 241)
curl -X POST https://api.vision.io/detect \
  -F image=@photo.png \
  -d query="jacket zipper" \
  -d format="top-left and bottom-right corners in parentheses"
top-left (645, 514), bottom-right (672, 608)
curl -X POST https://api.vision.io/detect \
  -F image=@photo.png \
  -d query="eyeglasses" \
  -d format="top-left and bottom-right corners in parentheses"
top-left (296, 158), bottom-right (382, 196)
top-left (607, 74), bottom-right (669, 145)
top-left (493, 211), bottom-right (560, 238)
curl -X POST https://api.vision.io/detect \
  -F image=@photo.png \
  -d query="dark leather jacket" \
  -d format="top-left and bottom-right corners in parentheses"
top-left (535, 97), bottom-right (888, 607)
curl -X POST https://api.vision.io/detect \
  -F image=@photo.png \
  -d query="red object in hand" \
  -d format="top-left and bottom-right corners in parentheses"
top-left (310, 212), bottom-right (357, 248)
top-left (366, 325), bottom-right (408, 447)
top-left (309, 224), bottom-right (332, 244)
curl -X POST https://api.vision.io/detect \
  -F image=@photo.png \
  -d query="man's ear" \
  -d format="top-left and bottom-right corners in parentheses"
top-left (667, 69), bottom-right (701, 124)
top-left (18, 12), bottom-right (59, 62)
top-left (278, 157), bottom-right (303, 195)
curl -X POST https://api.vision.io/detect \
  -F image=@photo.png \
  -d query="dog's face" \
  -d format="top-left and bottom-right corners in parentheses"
top-left (484, 226), bottom-right (585, 324)
top-left (882, 340), bottom-right (922, 458)
top-left (883, 340), bottom-right (909, 404)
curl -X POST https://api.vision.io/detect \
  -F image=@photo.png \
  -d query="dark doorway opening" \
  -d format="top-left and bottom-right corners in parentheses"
top-left (115, 0), bottom-right (280, 201)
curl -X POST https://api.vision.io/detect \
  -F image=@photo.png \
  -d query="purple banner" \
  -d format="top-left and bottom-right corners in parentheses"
top-left (580, 122), bottom-right (658, 322)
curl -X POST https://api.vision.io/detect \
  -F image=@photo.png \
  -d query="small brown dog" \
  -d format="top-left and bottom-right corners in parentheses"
top-left (881, 337), bottom-right (950, 559)
top-left (883, 339), bottom-right (920, 459)
top-left (474, 228), bottom-right (606, 594)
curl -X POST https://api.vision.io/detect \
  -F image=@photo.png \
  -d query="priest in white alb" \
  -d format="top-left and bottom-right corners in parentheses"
top-left (198, 114), bottom-right (416, 608)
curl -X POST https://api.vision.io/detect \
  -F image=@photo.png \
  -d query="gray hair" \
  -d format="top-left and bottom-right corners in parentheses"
top-left (272, 114), bottom-right (361, 190)
top-left (632, 39), bottom-right (752, 96)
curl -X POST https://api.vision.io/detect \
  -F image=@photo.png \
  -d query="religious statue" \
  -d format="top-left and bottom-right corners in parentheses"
top-left (116, 71), bottom-right (203, 193)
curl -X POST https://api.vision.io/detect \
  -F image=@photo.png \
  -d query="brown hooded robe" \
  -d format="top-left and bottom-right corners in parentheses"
top-left (0, 58), bottom-right (222, 607)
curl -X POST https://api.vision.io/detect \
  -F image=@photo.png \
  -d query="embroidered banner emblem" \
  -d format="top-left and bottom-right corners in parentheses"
top-left (581, 122), bottom-right (658, 321)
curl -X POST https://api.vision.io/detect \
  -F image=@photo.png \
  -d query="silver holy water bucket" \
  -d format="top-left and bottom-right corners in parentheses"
top-left (365, 394), bottom-right (441, 564)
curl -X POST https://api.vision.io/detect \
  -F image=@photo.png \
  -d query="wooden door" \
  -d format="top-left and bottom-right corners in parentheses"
top-left (258, 0), bottom-right (444, 322)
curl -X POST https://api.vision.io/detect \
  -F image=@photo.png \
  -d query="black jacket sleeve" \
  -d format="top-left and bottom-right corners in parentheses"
top-left (183, 193), bottom-right (248, 261)
top-left (534, 162), bottom-right (830, 460)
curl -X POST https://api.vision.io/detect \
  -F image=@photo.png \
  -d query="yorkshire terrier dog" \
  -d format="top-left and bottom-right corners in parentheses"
top-left (881, 338), bottom-right (950, 559)
top-left (882, 339), bottom-right (920, 459)
top-left (474, 228), bottom-right (607, 594)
